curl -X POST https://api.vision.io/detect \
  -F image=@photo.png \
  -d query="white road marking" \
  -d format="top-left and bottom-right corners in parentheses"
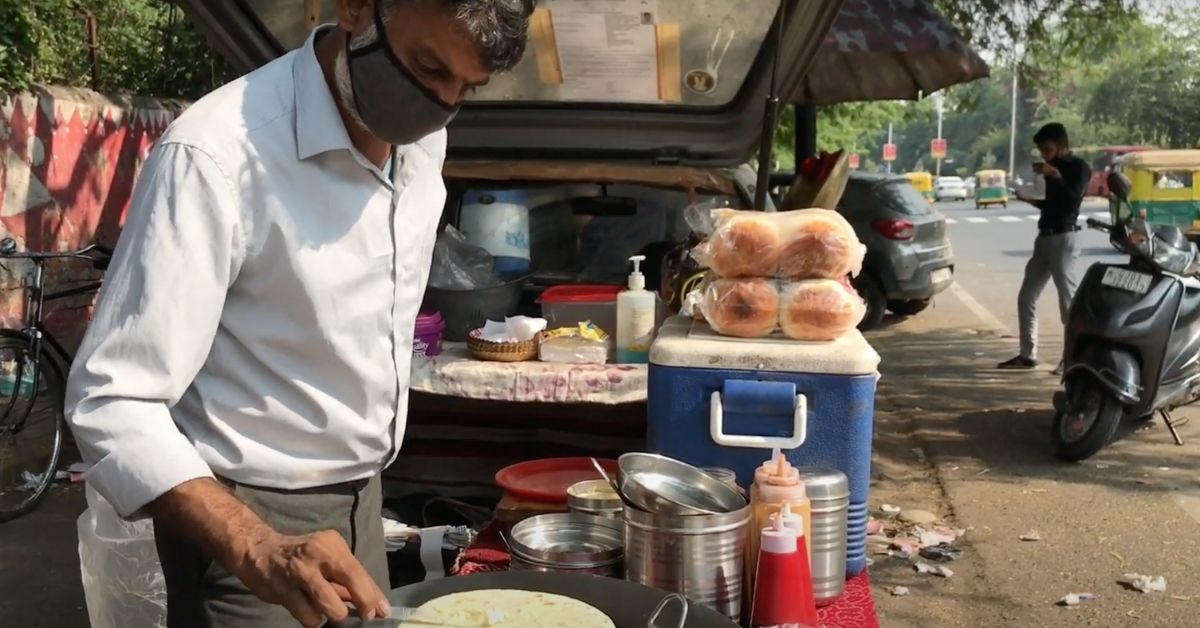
top-left (1026, 215), bottom-right (1040, 221)
top-left (1090, 212), bottom-right (1110, 220)
top-left (947, 282), bottom-right (1010, 334)
top-left (945, 218), bottom-right (958, 224)
top-left (998, 216), bottom-right (1022, 223)
top-left (966, 217), bottom-right (989, 224)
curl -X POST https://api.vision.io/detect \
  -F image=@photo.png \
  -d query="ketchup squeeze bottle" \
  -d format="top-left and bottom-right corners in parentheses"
top-left (747, 450), bottom-right (813, 597)
top-left (750, 510), bottom-right (819, 628)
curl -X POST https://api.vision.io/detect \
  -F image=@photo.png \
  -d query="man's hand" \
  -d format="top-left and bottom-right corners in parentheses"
top-left (233, 529), bottom-right (390, 627)
top-left (150, 478), bottom-right (389, 627)
top-left (1041, 163), bottom-right (1062, 179)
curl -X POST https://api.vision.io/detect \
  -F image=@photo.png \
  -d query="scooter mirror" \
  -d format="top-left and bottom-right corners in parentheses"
top-left (1107, 171), bottom-right (1132, 203)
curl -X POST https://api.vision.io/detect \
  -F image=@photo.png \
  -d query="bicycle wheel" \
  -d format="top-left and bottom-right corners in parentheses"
top-left (0, 335), bottom-right (65, 522)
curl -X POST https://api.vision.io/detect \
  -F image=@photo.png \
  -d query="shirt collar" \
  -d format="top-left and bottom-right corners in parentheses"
top-left (294, 25), bottom-right (356, 161)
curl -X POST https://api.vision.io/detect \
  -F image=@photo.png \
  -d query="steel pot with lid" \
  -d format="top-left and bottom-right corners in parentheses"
top-left (508, 513), bottom-right (624, 577)
top-left (797, 466), bottom-right (850, 605)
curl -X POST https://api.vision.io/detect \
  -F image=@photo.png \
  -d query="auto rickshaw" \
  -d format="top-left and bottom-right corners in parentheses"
top-left (974, 169), bottom-right (1008, 208)
top-left (904, 171), bottom-right (934, 203)
top-left (1113, 150), bottom-right (1200, 229)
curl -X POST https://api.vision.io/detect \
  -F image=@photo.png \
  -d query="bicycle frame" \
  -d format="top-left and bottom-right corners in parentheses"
top-left (0, 258), bottom-right (101, 432)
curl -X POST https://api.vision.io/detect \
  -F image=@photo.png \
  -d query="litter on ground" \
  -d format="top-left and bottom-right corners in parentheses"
top-left (1119, 573), bottom-right (1167, 594)
top-left (1057, 593), bottom-right (1098, 607)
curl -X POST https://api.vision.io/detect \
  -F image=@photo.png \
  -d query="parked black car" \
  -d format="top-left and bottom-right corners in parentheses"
top-left (770, 171), bottom-right (956, 328)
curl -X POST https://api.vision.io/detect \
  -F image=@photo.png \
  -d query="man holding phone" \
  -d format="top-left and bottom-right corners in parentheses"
top-left (998, 123), bottom-right (1091, 372)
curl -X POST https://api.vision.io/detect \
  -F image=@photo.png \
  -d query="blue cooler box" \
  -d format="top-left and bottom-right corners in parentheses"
top-left (647, 317), bottom-right (880, 576)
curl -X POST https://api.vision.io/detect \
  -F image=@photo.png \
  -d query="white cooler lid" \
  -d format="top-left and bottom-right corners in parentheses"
top-left (650, 316), bottom-right (881, 375)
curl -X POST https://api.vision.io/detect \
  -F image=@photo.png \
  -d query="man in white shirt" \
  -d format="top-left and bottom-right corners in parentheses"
top-left (64, 1), bottom-right (532, 626)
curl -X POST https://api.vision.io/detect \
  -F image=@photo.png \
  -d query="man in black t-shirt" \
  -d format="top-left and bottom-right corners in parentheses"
top-left (998, 123), bottom-right (1091, 372)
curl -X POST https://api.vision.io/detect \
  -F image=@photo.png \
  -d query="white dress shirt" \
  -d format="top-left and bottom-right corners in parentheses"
top-left (65, 27), bottom-right (446, 518)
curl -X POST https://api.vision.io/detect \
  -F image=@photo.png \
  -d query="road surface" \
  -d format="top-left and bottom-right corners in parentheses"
top-left (870, 198), bottom-right (1200, 626)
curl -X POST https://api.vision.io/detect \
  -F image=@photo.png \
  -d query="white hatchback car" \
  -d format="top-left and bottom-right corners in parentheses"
top-left (934, 176), bottom-right (968, 202)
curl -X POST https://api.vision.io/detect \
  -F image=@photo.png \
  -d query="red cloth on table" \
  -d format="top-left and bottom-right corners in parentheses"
top-left (453, 523), bottom-right (879, 627)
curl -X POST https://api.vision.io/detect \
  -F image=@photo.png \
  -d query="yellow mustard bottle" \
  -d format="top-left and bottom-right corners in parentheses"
top-left (746, 453), bottom-right (812, 597)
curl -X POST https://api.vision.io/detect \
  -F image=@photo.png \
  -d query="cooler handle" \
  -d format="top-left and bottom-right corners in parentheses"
top-left (708, 390), bottom-right (808, 449)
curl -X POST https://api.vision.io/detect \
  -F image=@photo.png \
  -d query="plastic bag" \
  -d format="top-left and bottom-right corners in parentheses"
top-left (538, 322), bottom-right (610, 364)
top-left (683, 196), bottom-right (734, 236)
top-left (780, 151), bottom-right (851, 210)
top-left (691, 276), bottom-right (865, 341)
top-left (429, 225), bottom-right (499, 290)
top-left (691, 208), bottom-right (865, 279)
top-left (78, 485), bottom-right (167, 628)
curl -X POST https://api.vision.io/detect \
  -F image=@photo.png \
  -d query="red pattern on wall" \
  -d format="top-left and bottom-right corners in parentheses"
top-left (0, 87), bottom-right (183, 351)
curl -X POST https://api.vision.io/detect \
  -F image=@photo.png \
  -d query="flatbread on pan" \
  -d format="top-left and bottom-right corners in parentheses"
top-left (400, 589), bottom-right (615, 627)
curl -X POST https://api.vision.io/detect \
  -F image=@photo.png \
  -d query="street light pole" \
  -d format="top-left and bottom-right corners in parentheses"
top-left (887, 122), bottom-right (893, 174)
top-left (935, 92), bottom-right (944, 177)
top-left (1008, 62), bottom-right (1019, 178)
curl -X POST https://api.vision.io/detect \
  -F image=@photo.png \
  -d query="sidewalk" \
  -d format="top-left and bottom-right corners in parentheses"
top-left (868, 307), bottom-right (1200, 626)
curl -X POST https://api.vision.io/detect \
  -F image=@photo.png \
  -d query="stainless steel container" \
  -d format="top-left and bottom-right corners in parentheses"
top-left (618, 453), bottom-right (746, 515)
top-left (623, 503), bottom-right (750, 623)
top-left (700, 467), bottom-right (739, 490)
top-left (797, 467), bottom-right (850, 605)
top-left (509, 513), bottom-right (624, 577)
top-left (567, 480), bottom-right (623, 519)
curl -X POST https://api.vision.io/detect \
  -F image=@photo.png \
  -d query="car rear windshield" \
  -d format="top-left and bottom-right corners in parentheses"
top-left (876, 181), bottom-right (932, 216)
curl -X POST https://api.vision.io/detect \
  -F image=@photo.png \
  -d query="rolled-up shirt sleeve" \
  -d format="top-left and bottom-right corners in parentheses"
top-left (66, 141), bottom-right (244, 519)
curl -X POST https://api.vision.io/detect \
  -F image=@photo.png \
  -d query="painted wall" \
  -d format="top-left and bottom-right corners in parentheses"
top-left (0, 86), bottom-right (184, 353)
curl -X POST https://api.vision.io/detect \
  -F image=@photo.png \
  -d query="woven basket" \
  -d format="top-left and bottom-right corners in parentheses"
top-left (467, 330), bottom-right (539, 362)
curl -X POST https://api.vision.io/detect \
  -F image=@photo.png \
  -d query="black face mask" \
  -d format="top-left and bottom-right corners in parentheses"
top-left (345, 1), bottom-right (460, 145)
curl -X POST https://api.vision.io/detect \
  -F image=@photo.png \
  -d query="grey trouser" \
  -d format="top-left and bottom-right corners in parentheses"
top-left (1019, 231), bottom-right (1080, 360)
top-left (154, 475), bottom-right (388, 628)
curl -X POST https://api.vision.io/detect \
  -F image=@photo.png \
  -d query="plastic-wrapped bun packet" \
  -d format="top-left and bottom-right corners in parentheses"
top-left (538, 322), bottom-right (610, 364)
top-left (691, 208), bottom-right (865, 280)
top-left (695, 277), bottom-right (866, 341)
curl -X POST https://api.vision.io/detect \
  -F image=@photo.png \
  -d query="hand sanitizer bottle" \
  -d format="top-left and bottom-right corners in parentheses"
top-left (616, 255), bottom-right (656, 364)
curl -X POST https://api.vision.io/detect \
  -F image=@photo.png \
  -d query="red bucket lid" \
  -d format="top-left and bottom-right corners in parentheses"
top-left (537, 284), bottom-right (622, 304)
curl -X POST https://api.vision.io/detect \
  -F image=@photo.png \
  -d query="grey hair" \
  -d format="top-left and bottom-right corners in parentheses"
top-left (376, 0), bottom-right (534, 72)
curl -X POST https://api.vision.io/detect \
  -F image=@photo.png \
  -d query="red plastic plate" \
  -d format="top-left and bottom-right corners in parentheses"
top-left (495, 457), bottom-right (619, 503)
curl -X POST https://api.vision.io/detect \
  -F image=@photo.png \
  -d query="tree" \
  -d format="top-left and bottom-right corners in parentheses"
top-left (2, 1), bottom-right (227, 98)
top-left (1084, 17), bottom-right (1200, 147)
top-left (0, 4), bottom-right (34, 93)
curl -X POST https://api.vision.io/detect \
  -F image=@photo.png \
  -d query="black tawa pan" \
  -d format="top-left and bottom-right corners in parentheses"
top-left (383, 572), bottom-right (738, 628)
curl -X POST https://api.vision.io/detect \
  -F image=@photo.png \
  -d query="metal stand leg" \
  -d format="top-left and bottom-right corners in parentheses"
top-left (1161, 409), bottom-right (1186, 446)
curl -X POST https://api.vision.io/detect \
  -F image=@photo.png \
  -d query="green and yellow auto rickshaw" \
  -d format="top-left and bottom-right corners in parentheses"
top-left (904, 171), bottom-right (934, 203)
top-left (1113, 150), bottom-right (1200, 229)
top-left (974, 169), bottom-right (1008, 209)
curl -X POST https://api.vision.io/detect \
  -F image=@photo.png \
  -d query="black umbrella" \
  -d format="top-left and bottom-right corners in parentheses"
top-left (792, 0), bottom-right (990, 104)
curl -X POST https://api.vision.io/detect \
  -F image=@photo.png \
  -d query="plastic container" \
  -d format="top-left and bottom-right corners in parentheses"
top-left (647, 315), bottom-right (880, 577)
top-left (746, 453), bottom-right (811, 597)
top-left (422, 275), bottom-right (526, 341)
top-left (749, 509), bottom-right (818, 628)
top-left (413, 311), bottom-right (446, 358)
top-left (616, 255), bottom-right (656, 364)
top-left (538, 284), bottom-right (622, 336)
top-left (458, 189), bottom-right (531, 275)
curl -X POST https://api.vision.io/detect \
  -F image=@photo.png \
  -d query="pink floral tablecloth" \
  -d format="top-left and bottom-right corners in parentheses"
top-left (410, 344), bottom-right (647, 404)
